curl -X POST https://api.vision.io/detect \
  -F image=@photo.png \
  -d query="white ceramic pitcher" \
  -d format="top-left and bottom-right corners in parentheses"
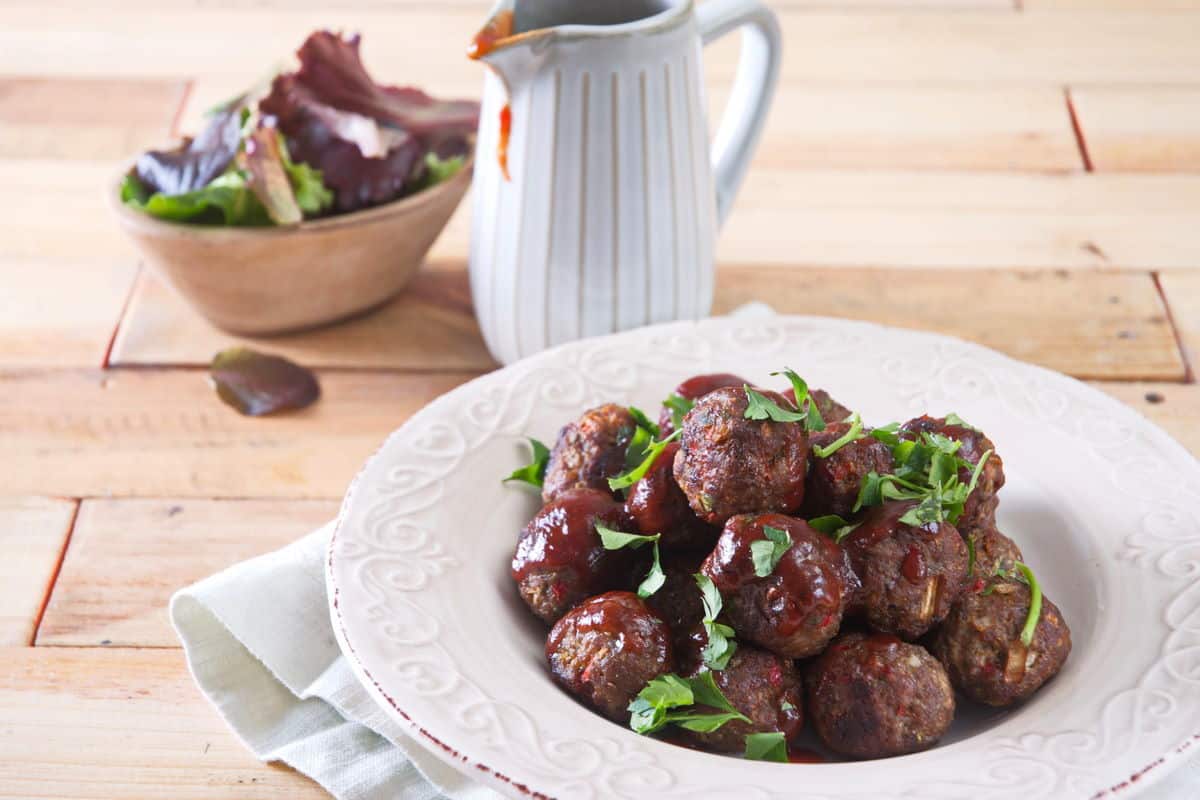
top-left (468, 0), bottom-right (781, 365)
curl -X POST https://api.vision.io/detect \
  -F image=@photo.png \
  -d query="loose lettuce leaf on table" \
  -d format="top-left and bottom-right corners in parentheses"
top-left (210, 348), bottom-right (320, 417)
top-left (134, 107), bottom-right (243, 195)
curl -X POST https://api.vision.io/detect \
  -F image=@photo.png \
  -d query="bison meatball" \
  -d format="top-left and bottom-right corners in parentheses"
top-left (701, 513), bottom-right (856, 658)
top-left (901, 415), bottom-right (1005, 531)
top-left (674, 387), bottom-right (810, 524)
top-left (512, 489), bottom-right (635, 624)
top-left (807, 632), bottom-right (955, 759)
top-left (626, 441), bottom-right (719, 550)
top-left (802, 423), bottom-right (894, 518)
top-left (843, 501), bottom-right (969, 640)
top-left (542, 403), bottom-right (636, 502)
top-left (965, 525), bottom-right (1024, 580)
top-left (658, 373), bottom-right (748, 436)
top-left (934, 576), bottom-right (1071, 707)
top-left (546, 591), bottom-right (673, 720)
top-left (681, 647), bottom-right (804, 753)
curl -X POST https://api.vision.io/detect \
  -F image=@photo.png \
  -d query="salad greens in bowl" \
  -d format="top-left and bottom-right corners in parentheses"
top-left (112, 30), bottom-right (480, 335)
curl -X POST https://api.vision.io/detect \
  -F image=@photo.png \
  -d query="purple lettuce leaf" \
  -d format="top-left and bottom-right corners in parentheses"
top-left (135, 107), bottom-right (242, 195)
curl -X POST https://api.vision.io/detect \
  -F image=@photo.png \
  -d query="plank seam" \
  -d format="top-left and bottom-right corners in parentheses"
top-left (29, 499), bottom-right (81, 647)
top-left (169, 79), bottom-right (195, 139)
top-left (1064, 87), bottom-right (1094, 172)
top-left (1152, 271), bottom-right (1196, 384)
top-left (101, 265), bottom-right (142, 368)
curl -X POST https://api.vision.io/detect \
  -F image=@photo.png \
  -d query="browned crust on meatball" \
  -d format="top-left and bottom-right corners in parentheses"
top-left (546, 592), bottom-right (674, 720)
top-left (806, 633), bottom-right (955, 759)
top-left (543, 404), bottom-right (636, 502)
top-left (657, 373), bottom-right (749, 436)
top-left (681, 647), bottom-right (804, 753)
top-left (673, 387), bottom-right (809, 525)
top-left (933, 578), bottom-right (1071, 707)
top-left (964, 525), bottom-right (1024, 579)
top-left (844, 502), bottom-right (969, 640)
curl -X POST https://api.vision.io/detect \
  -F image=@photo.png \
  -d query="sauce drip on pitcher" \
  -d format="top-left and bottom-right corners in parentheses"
top-left (469, 10), bottom-right (516, 179)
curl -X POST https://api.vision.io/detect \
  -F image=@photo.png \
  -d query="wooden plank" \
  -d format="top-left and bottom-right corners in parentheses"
top-left (0, 369), bottom-right (475, 500)
top-left (1070, 87), bottom-right (1200, 172)
top-left (0, 78), bottom-right (185, 160)
top-left (113, 266), bottom-right (1185, 380)
top-left (1025, 1), bottom-right (1200, 9)
top-left (1158, 270), bottom-right (1200, 373)
top-left (0, 647), bottom-right (325, 799)
top-left (713, 267), bottom-right (1186, 380)
top-left (2, 7), bottom-right (1200, 86)
top-left (707, 85), bottom-right (1081, 171)
top-left (111, 270), bottom-right (496, 370)
top-left (0, 159), bottom-right (135, 263)
top-left (0, 498), bottom-right (75, 646)
top-left (38, 499), bottom-right (336, 647)
top-left (0, 257), bottom-right (139, 368)
top-left (1092, 382), bottom-right (1200, 457)
top-left (717, 169), bottom-right (1200, 269)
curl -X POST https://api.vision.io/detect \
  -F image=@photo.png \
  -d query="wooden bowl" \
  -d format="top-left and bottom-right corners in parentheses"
top-left (110, 161), bottom-right (472, 336)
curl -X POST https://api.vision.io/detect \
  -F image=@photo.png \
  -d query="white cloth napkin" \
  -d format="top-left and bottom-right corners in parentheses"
top-left (171, 524), bottom-right (503, 800)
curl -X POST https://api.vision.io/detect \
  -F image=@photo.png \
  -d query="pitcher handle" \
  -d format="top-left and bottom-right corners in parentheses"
top-left (696, 0), bottom-right (781, 227)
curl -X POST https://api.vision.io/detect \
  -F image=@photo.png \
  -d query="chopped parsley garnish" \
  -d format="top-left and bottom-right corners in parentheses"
top-left (627, 406), bottom-right (661, 439)
top-left (770, 368), bottom-right (826, 431)
top-left (695, 573), bottom-right (737, 670)
top-left (944, 412), bottom-right (979, 431)
top-left (966, 533), bottom-right (977, 578)
top-left (780, 700), bottom-right (796, 712)
top-left (853, 425), bottom-right (993, 528)
top-left (744, 731), bottom-right (788, 762)
top-left (503, 437), bottom-right (550, 488)
top-left (812, 413), bottom-right (865, 458)
top-left (596, 523), bottom-right (665, 598)
top-left (662, 393), bottom-right (694, 430)
top-left (808, 514), bottom-right (860, 544)
top-left (628, 671), bottom-right (750, 735)
top-left (608, 429), bottom-right (682, 492)
top-left (750, 525), bottom-right (792, 577)
top-left (744, 386), bottom-right (807, 423)
top-left (984, 561), bottom-right (1043, 647)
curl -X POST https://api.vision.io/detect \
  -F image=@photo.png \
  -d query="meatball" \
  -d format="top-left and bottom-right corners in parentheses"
top-left (546, 591), bottom-right (673, 720)
top-left (901, 415), bottom-right (1005, 531)
top-left (625, 441), bottom-right (719, 550)
top-left (657, 373), bottom-right (748, 435)
top-left (512, 489), bottom-right (635, 624)
top-left (934, 577), bottom-right (1071, 707)
top-left (802, 422), bottom-right (894, 518)
top-left (843, 501), bottom-right (969, 640)
top-left (681, 647), bottom-right (804, 753)
top-left (701, 513), bottom-right (855, 658)
top-left (643, 549), bottom-right (707, 645)
top-left (965, 525), bottom-right (1024, 580)
top-left (807, 632), bottom-right (955, 759)
top-left (542, 404), bottom-right (636, 502)
top-left (673, 386), bottom-right (809, 524)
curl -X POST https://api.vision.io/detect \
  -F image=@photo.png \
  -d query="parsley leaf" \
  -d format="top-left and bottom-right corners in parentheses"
top-left (750, 525), bottom-right (792, 577)
top-left (662, 393), bottom-right (694, 430)
top-left (744, 731), bottom-right (788, 762)
top-left (627, 406), bottom-right (661, 439)
top-left (608, 429), bottom-right (682, 492)
top-left (944, 412), bottom-right (979, 431)
top-left (966, 533), bottom-right (977, 577)
top-left (627, 672), bottom-right (750, 735)
top-left (870, 422), bottom-right (902, 447)
top-left (812, 413), bottom-right (865, 458)
top-left (695, 573), bottom-right (737, 670)
top-left (1014, 561), bottom-right (1043, 647)
top-left (744, 386), bottom-right (807, 423)
top-left (503, 438), bottom-right (550, 488)
top-left (808, 514), bottom-right (860, 544)
top-left (596, 523), bottom-right (665, 598)
top-left (770, 368), bottom-right (826, 431)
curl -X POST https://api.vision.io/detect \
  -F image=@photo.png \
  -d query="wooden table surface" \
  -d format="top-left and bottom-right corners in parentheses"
top-left (2, 0), bottom-right (1199, 796)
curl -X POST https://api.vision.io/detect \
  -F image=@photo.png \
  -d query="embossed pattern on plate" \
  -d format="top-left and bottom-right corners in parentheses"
top-left (328, 316), bottom-right (1200, 800)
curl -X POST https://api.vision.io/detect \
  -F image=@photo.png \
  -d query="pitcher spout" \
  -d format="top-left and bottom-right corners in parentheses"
top-left (467, 0), bottom-right (549, 91)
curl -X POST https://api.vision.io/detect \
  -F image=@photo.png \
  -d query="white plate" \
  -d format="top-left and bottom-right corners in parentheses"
top-left (327, 315), bottom-right (1200, 800)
